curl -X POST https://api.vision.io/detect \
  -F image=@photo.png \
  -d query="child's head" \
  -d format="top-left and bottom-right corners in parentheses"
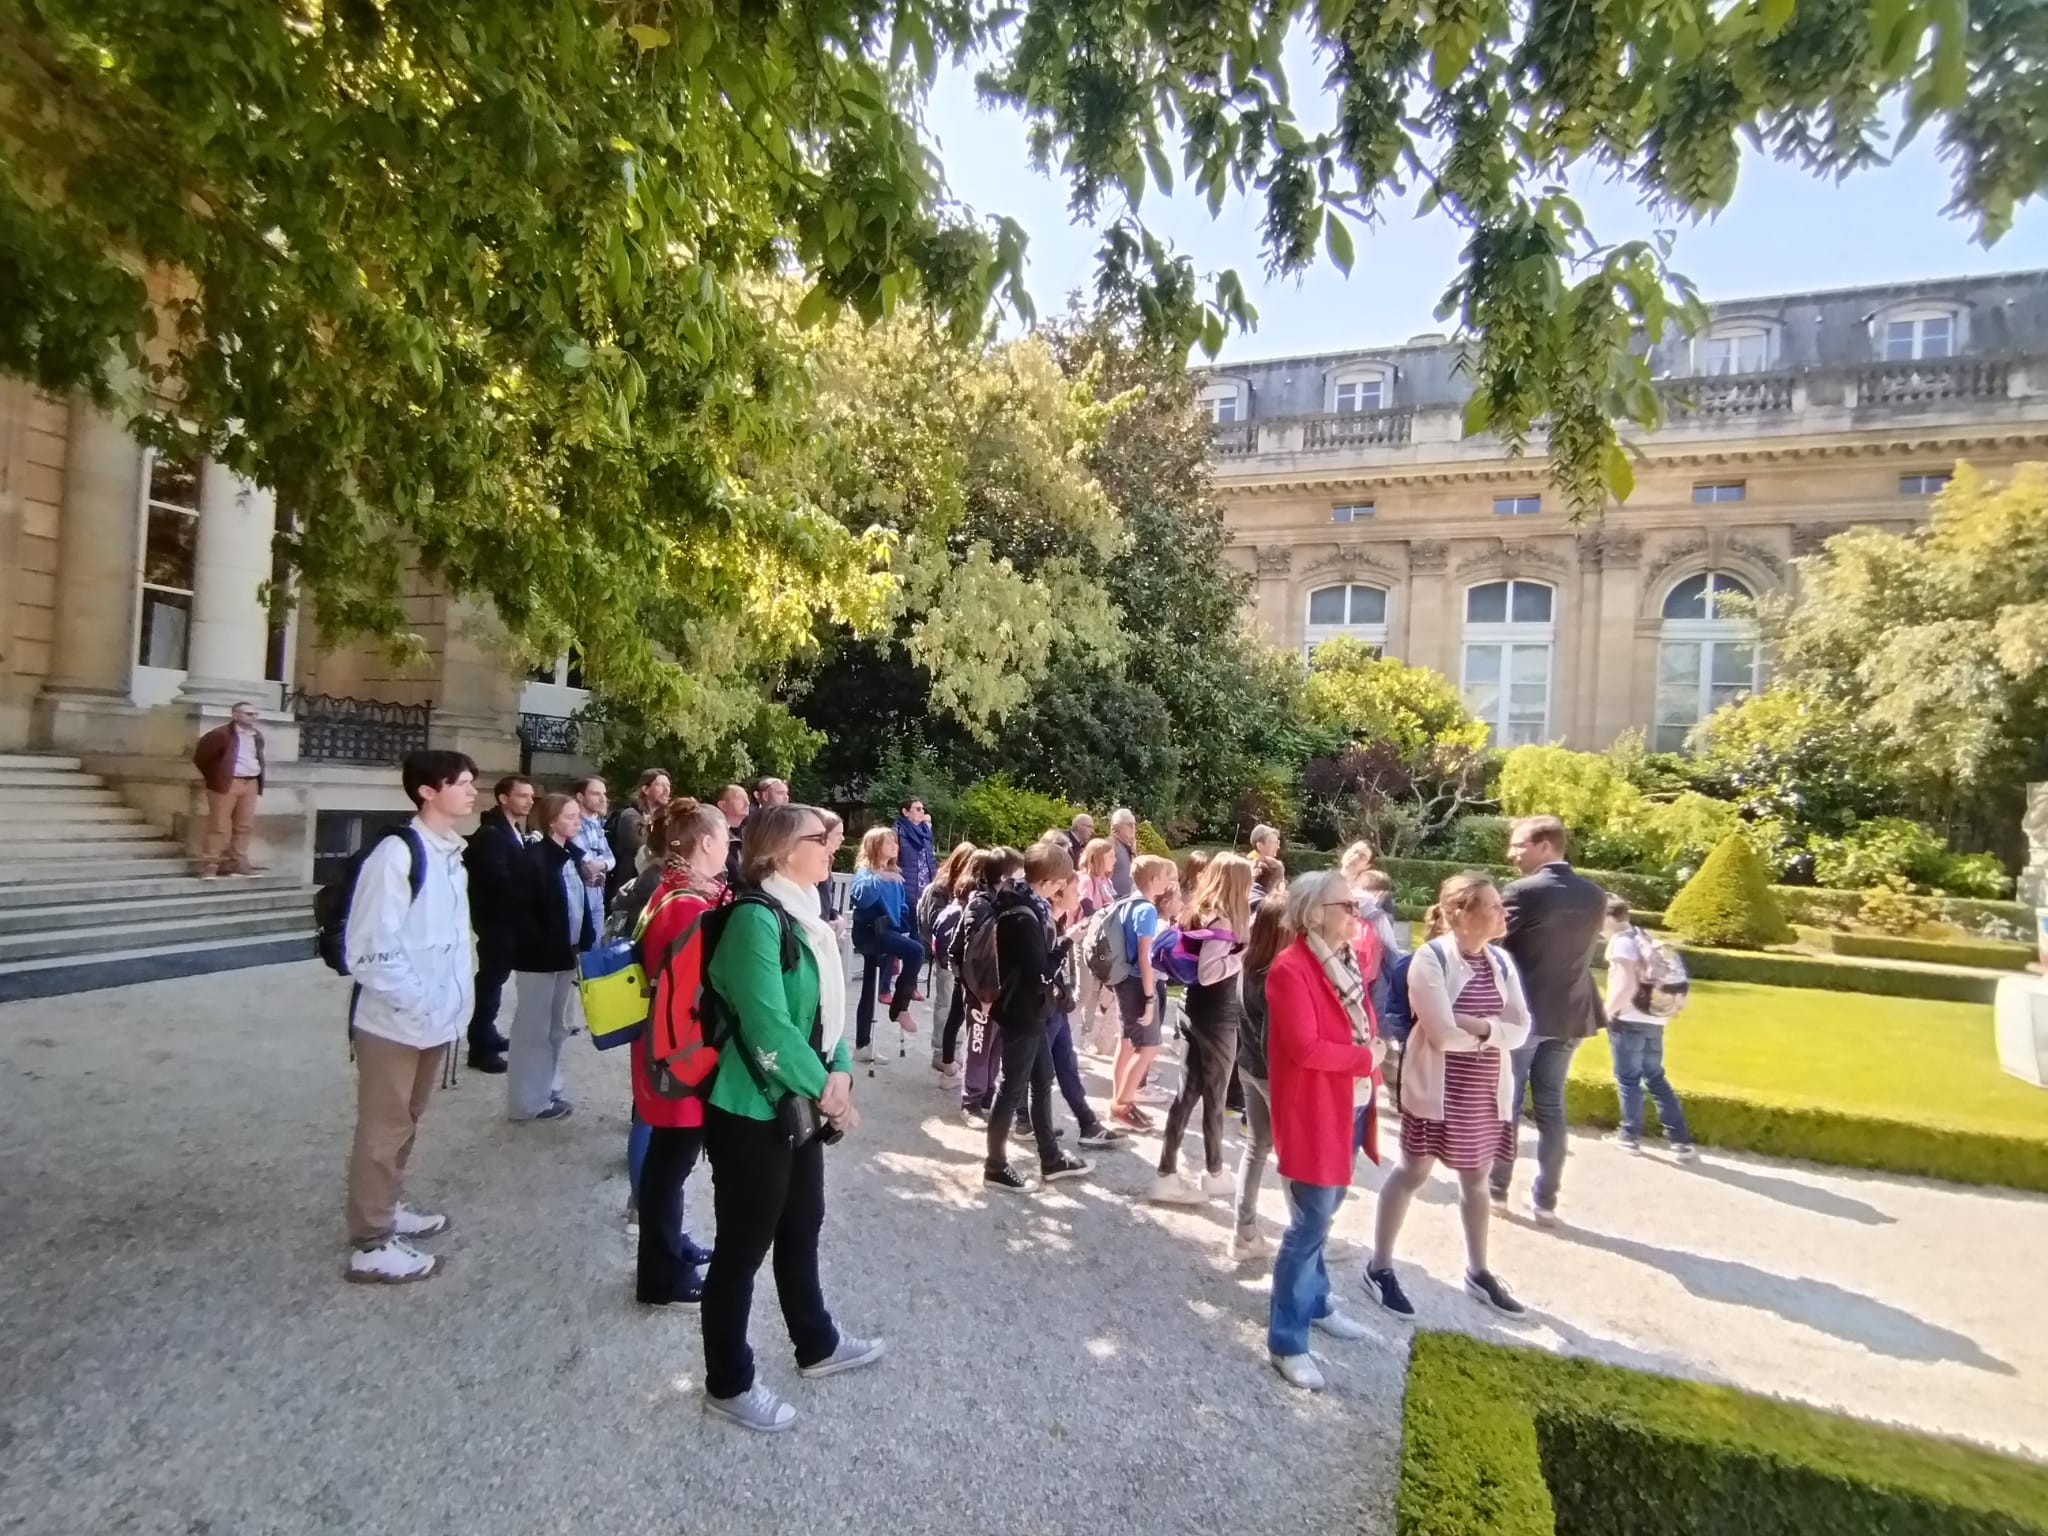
top-left (978, 846), bottom-right (1025, 888)
top-left (857, 824), bottom-right (899, 873)
top-left (1187, 851), bottom-right (1254, 937)
top-left (1180, 850), bottom-right (1211, 890)
top-left (1081, 836), bottom-right (1115, 878)
top-left (1356, 869), bottom-right (1395, 900)
top-left (1603, 894), bottom-right (1631, 936)
top-left (1130, 853), bottom-right (1177, 903)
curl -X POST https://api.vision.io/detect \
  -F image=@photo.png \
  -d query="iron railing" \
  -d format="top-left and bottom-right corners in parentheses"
top-left (286, 692), bottom-right (433, 765)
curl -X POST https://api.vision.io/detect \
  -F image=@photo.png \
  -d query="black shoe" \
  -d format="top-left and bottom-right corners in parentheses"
top-left (983, 1164), bottom-right (1029, 1191)
top-left (1040, 1152), bottom-right (1091, 1182)
top-left (534, 1099), bottom-right (574, 1122)
top-left (1011, 1117), bottom-right (1065, 1140)
top-left (638, 1267), bottom-right (705, 1307)
top-left (1363, 1265), bottom-right (1416, 1318)
top-left (1464, 1269), bottom-right (1526, 1315)
top-left (678, 1235), bottom-right (714, 1268)
top-left (1077, 1123), bottom-right (1129, 1148)
top-left (467, 1050), bottom-right (508, 1074)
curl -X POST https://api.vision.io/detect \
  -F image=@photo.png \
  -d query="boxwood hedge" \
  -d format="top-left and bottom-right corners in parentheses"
top-left (1673, 946), bottom-right (2001, 1004)
top-left (1398, 1333), bottom-right (2048, 1536)
top-left (1819, 931), bottom-right (2036, 973)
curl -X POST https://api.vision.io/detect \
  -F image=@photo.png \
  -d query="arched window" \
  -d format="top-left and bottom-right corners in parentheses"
top-left (1694, 322), bottom-right (1777, 376)
top-left (1305, 583), bottom-right (1388, 657)
top-left (1461, 579), bottom-right (1553, 746)
top-left (1199, 381), bottom-right (1245, 424)
top-left (1872, 303), bottom-right (1963, 361)
top-left (1654, 573), bottom-right (1757, 751)
top-left (1328, 364), bottom-right (1392, 413)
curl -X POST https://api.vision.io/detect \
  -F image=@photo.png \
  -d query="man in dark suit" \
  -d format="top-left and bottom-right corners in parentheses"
top-left (463, 774), bottom-right (535, 1074)
top-left (1490, 814), bottom-right (1607, 1225)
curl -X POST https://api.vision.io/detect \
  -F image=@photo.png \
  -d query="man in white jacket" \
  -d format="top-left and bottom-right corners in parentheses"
top-left (343, 750), bottom-right (479, 1285)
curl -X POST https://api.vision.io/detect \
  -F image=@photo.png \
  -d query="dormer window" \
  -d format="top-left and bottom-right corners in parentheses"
top-left (1328, 364), bottom-right (1392, 413)
top-left (1199, 381), bottom-right (1245, 424)
top-left (1694, 322), bottom-right (1776, 376)
top-left (1873, 303), bottom-right (1963, 361)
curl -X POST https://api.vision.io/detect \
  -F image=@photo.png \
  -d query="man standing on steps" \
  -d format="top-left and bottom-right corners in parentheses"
top-left (191, 701), bottom-right (267, 878)
top-left (464, 773), bottom-right (534, 1074)
top-left (1489, 814), bottom-right (1608, 1228)
top-left (343, 749), bottom-right (478, 1285)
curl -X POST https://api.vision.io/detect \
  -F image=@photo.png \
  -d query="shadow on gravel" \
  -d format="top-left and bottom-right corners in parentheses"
top-left (1683, 1159), bottom-right (1897, 1227)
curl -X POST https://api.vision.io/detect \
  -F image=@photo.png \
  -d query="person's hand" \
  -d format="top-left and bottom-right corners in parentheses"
top-left (819, 1072), bottom-right (852, 1119)
top-left (828, 1102), bottom-right (861, 1136)
top-left (1370, 1036), bottom-right (1388, 1069)
top-left (1459, 1015), bottom-right (1495, 1041)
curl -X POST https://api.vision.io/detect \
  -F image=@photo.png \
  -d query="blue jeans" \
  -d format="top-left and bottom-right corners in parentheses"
top-left (1491, 1037), bottom-right (1579, 1212)
top-left (1046, 1011), bottom-right (1102, 1133)
top-left (1610, 1023), bottom-right (1691, 1144)
top-left (629, 1110), bottom-right (651, 1197)
top-left (1267, 1181), bottom-right (1346, 1357)
top-left (856, 931), bottom-right (924, 1048)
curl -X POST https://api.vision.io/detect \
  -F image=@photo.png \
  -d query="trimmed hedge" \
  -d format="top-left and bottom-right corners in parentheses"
top-left (1776, 886), bottom-right (2036, 935)
top-left (1562, 1078), bottom-right (2048, 1194)
top-left (1675, 945), bottom-right (2002, 1004)
top-left (1820, 930), bottom-right (2037, 972)
top-left (1666, 835), bottom-right (1795, 948)
top-left (1399, 1333), bottom-right (2048, 1536)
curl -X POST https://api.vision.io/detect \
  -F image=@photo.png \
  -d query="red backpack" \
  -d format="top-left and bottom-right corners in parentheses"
top-left (642, 889), bottom-right (723, 1102)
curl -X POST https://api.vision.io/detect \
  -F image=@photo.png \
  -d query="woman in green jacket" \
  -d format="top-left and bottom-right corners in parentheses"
top-left (700, 803), bottom-right (883, 1433)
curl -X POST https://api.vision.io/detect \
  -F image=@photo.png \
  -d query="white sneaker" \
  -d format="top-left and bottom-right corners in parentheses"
top-left (1200, 1168), bottom-right (1234, 1197)
top-left (392, 1203), bottom-right (448, 1238)
top-left (1528, 1199), bottom-right (1560, 1229)
top-left (1136, 1083), bottom-right (1175, 1107)
top-left (1146, 1171), bottom-right (1209, 1205)
top-left (1270, 1352), bottom-right (1326, 1391)
top-left (854, 1044), bottom-right (875, 1063)
top-left (1673, 1142), bottom-right (1701, 1164)
top-left (705, 1382), bottom-right (797, 1433)
top-left (1313, 1310), bottom-right (1373, 1342)
top-left (1230, 1229), bottom-right (1270, 1262)
top-left (345, 1238), bottom-right (437, 1285)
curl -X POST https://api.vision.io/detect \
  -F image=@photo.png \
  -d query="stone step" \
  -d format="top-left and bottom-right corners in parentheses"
top-left (0, 769), bottom-right (112, 791)
top-left (0, 936), bottom-right (317, 1003)
top-left (0, 753), bottom-right (83, 772)
top-left (0, 909), bottom-right (313, 965)
top-left (0, 871), bottom-right (303, 909)
top-left (0, 853), bottom-right (193, 884)
top-left (12, 826), bottom-right (177, 853)
top-left (7, 786), bottom-right (126, 809)
top-left (7, 803), bottom-right (151, 825)
top-left (0, 888), bottom-right (314, 936)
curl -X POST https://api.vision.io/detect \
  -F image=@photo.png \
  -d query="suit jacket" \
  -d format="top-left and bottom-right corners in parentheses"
top-left (192, 722), bottom-right (265, 794)
top-left (1500, 862), bottom-right (1608, 1041)
top-left (463, 808), bottom-right (529, 934)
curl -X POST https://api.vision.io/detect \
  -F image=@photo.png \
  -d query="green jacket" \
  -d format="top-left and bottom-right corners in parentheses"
top-left (705, 901), bottom-right (851, 1121)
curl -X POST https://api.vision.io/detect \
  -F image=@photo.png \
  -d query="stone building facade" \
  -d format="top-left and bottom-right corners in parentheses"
top-left (1200, 270), bottom-right (2048, 751)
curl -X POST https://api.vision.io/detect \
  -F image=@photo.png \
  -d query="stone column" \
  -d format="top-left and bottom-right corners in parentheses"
top-left (1403, 540), bottom-right (1450, 673)
top-left (44, 396), bottom-right (145, 698)
top-left (1590, 530), bottom-right (1645, 745)
top-left (1251, 545), bottom-right (1293, 648)
top-left (178, 459), bottom-right (281, 709)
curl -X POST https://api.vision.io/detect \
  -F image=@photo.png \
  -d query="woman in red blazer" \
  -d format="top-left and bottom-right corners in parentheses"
top-left (1262, 871), bottom-right (1387, 1391)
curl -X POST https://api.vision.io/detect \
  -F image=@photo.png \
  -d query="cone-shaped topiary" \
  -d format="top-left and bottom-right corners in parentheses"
top-left (1663, 834), bottom-right (1796, 948)
top-left (1135, 819), bottom-right (1172, 856)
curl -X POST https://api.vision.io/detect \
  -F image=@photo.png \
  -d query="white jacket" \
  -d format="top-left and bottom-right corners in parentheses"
top-left (346, 818), bottom-right (475, 1051)
top-left (1402, 936), bottom-right (1532, 1125)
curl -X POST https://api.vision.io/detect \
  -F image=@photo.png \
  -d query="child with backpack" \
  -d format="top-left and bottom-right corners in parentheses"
top-left (953, 847), bottom-right (1020, 1124)
top-left (1601, 897), bottom-right (1698, 1161)
top-left (920, 842), bottom-right (977, 1075)
top-left (1149, 853), bottom-right (1254, 1204)
top-left (1106, 854), bottom-right (1179, 1131)
top-left (849, 826), bottom-right (923, 1063)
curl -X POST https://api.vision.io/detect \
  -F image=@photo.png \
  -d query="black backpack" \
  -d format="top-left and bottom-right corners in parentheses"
top-left (683, 889), bottom-right (805, 1094)
top-left (315, 826), bottom-right (426, 975)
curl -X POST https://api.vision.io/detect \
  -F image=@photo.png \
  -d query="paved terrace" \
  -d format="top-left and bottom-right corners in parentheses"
top-left (1, 963), bottom-right (2043, 1534)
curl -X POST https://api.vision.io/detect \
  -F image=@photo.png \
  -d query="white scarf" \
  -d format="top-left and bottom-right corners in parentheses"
top-left (761, 872), bottom-right (846, 1059)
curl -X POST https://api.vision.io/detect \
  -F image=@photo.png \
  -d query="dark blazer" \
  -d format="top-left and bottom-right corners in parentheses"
top-left (513, 836), bottom-right (588, 973)
top-left (464, 808), bottom-right (529, 934)
top-left (1500, 862), bottom-right (1608, 1041)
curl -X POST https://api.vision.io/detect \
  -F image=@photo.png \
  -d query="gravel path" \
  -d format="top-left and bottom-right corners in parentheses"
top-left (2, 962), bottom-right (2043, 1535)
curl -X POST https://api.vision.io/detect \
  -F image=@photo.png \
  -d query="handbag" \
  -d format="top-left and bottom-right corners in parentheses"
top-left (719, 998), bottom-right (843, 1153)
top-left (575, 887), bottom-right (694, 1051)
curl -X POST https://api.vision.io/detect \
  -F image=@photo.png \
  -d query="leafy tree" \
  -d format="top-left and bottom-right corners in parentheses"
top-left (981, 657), bottom-right (1181, 820)
top-left (9, 0), bottom-right (2036, 733)
top-left (1687, 686), bottom-right (1901, 835)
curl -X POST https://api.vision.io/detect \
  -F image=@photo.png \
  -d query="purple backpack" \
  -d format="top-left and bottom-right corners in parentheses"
top-left (1150, 925), bottom-right (1236, 987)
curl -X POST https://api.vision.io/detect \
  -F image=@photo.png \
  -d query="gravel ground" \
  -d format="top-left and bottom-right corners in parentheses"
top-left (2, 961), bottom-right (2044, 1536)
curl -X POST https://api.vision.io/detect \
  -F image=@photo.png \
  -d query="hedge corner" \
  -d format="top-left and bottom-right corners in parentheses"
top-left (1665, 834), bottom-right (1795, 949)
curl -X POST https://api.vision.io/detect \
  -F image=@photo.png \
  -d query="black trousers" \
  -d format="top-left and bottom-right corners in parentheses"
top-left (636, 1123), bottom-right (704, 1304)
top-left (985, 1026), bottom-right (1059, 1174)
top-left (1158, 980), bottom-right (1240, 1177)
top-left (700, 1107), bottom-right (838, 1401)
top-left (468, 929), bottom-right (515, 1052)
top-left (940, 976), bottom-right (968, 1064)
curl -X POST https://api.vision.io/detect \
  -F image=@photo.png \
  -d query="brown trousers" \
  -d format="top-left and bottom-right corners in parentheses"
top-left (346, 1031), bottom-right (445, 1246)
top-left (201, 778), bottom-right (260, 873)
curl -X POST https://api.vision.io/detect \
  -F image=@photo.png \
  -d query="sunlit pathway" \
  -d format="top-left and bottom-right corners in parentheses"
top-left (2, 963), bottom-right (2042, 1535)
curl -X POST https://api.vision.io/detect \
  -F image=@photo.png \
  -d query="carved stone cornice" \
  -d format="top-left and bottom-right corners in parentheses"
top-left (1576, 528), bottom-right (1643, 571)
top-left (1299, 542), bottom-right (1400, 582)
top-left (1254, 544), bottom-right (1293, 575)
top-left (1642, 533), bottom-right (1709, 593)
top-left (1789, 523), bottom-right (1833, 558)
top-left (1406, 539), bottom-right (1449, 574)
top-left (1724, 534), bottom-right (1786, 580)
top-left (1453, 538), bottom-right (1569, 579)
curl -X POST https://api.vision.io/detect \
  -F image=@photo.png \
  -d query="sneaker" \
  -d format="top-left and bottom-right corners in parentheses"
top-left (467, 1050), bottom-right (508, 1075)
top-left (1040, 1153), bottom-right (1091, 1182)
top-left (534, 1099), bottom-right (573, 1122)
top-left (1146, 1170), bottom-right (1208, 1205)
top-left (1199, 1168), bottom-right (1234, 1197)
top-left (637, 1267), bottom-right (704, 1307)
top-left (345, 1238), bottom-right (437, 1285)
top-left (1137, 1083), bottom-right (1175, 1107)
top-left (1270, 1352), bottom-right (1326, 1392)
top-left (392, 1203), bottom-right (448, 1239)
top-left (1528, 1200), bottom-right (1559, 1229)
top-left (1230, 1228), bottom-right (1270, 1262)
top-left (1110, 1103), bottom-right (1154, 1131)
top-left (678, 1234), bottom-right (714, 1268)
top-left (705, 1382), bottom-right (796, 1433)
top-left (1314, 1310), bottom-right (1373, 1341)
top-left (962, 1107), bottom-right (990, 1129)
top-left (1609, 1129), bottom-right (1643, 1153)
top-left (984, 1164), bottom-right (1029, 1192)
top-left (1362, 1264), bottom-right (1415, 1318)
top-left (799, 1332), bottom-right (886, 1379)
top-left (1077, 1123), bottom-right (1129, 1149)
top-left (1672, 1142), bottom-right (1701, 1164)
top-left (1464, 1269), bottom-right (1526, 1315)
top-left (854, 1045), bottom-right (876, 1064)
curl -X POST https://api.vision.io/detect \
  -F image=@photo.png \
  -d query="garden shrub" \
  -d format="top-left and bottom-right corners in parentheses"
top-left (1134, 819), bottom-right (1172, 856)
top-left (1400, 1333), bottom-right (2048, 1536)
top-left (1858, 877), bottom-right (1938, 937)
top-left (1822, 931), bottom-right (2036, 972)
top-left (955, 775), bottom-right (1081, 850)
top-left (1446, 814), bottom-right (1511, 865)
top-left (1674, 946), bottom-right (1999, 1004)
top-left (1810, 816), bottom-right (2014, 898)
top-left (1664, 836), bottom-right (1795, 948)
top-left (1632, 791), bottom-right (1744, 875)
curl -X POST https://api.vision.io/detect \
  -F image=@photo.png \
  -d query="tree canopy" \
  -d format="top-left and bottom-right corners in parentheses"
top-left (4, 0), bottom-right (2040, 711)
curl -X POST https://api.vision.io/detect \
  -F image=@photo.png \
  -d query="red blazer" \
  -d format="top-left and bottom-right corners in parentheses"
top-left (1265, 939), bottom-right (1383, 1187)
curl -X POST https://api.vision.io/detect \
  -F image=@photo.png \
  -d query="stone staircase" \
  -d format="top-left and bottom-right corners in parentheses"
top-left (0, 753), bottom-right (316, 1001)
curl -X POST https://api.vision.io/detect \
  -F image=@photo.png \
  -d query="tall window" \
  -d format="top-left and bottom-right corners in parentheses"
top-left (1880, 311), bottom-right (1957, 361)
top-left (1696, 326), bottom-right (1773, 375)
top-left (138, 451), bottom-right (200, 670)
top-left (1462, 580), bottom-right (1553, 746)
top-left (1305, 583), bottom-right (1388, 656)
top-left (1654, 572), bottom-right (1757, 751)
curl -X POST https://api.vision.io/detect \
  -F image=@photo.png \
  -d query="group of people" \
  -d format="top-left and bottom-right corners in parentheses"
top-left (337, 750), bottom-right (1700, 1420)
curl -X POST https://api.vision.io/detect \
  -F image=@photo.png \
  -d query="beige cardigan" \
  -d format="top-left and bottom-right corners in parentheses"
top-left (1401, 937), bottom-right (1533, 1124)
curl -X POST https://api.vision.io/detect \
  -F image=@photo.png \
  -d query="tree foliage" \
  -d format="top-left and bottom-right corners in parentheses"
top-left (6, 0), bottom-right (2039, 726)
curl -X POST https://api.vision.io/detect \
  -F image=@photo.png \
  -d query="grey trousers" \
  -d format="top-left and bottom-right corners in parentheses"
top-left (507, 969), bottom-right (576, 1119)
top-left (1234, 1073), bottom-right (1275, 1237)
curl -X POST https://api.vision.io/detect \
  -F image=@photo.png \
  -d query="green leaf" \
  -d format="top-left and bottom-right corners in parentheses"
top-left (1603, 438), bottom-right (1635, 503)
top-left (626, 24), bottom-right (671, 49)
top-left (561, 341), bottom-right (592, 370)
top-left (1324, 209), bottom-right (1355, 275)
top-left (1200, 309), bottom-right (1226, 358)
top-left (1462, 389), bottom-right (1493, 437)
top-left (795, 284), bottom-right (835, 329)
top-left (1143, 142), bottom-right (1175, 195)
top-left (1758, 0), bottom-right (1796, 35)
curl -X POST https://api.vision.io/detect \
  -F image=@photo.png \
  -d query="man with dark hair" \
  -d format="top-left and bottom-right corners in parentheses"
top-left (717, 783), bottom-right (750, 886)
top-left (464, 773), bottom-right (535, 1073)
top-left (568, 776), bottom-right (613, 943)
top-left (605, 768), bottom-right (671, 899)
top-left (1489, 814), bottom-right (1608, 1227)
top-left (343, 749), bottom-right (477, 1284)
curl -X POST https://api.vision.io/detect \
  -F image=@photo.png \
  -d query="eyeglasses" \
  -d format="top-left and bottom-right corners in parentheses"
top-left (1322, 902), bottom-right (1360, 914)
top-left (797, 832), bottom-right (831, 846)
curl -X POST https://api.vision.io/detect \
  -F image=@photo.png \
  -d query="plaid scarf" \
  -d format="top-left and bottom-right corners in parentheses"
top-left (1305, 930), bottom-right (1373, 1048)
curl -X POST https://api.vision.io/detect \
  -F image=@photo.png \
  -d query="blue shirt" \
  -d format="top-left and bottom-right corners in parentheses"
top-left (1124, 898), bottom-right (1160, 965)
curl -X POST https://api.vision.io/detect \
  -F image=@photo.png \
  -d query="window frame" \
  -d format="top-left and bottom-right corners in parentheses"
top-left (1492, 494), bottom-right (1542, 517)
top-left (1654, 571), bottom-right (1760, 750)
top-left (1461, 579), bottom-right (1555, 746)
top-left (1198, 381), bottom-right (1245, 425)
top-left (1326, 364), bottom-right (1392, 414)
top-left (135, 447), bottom-right (201, 677)
top-left (1330, 501), bottom-right (1375, 523)
top-left (1899, 471), bottom-right (1952, 496)
top-left (1871, 303), bottom-right (1964, 362)
top-left (1304, 582), bottom-right (1390, 658)
top-left (1693, 322), bottom-right (1777, 376)
top-left (1691, 481), bottom-right (1747, 504)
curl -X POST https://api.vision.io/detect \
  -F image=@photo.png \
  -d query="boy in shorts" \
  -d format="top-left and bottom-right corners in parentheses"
top-left (1109, 855), bottom-right (1178, 1130)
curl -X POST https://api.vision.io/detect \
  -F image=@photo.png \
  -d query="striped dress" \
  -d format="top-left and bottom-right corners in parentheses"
top-left (1398, 948), bottom-right (1515, 1171)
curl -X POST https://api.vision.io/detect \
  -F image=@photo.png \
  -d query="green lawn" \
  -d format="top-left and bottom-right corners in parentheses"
top-left (1570, 980), bottom-right (2048, 1146)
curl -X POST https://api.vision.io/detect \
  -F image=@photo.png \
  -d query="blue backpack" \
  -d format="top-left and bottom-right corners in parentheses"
top-left (1150, 925), bottom-right (1236, 988)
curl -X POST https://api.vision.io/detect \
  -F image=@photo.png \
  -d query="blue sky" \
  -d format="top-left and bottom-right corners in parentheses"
top-left (923, 55), bottom-right (2048, 364)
